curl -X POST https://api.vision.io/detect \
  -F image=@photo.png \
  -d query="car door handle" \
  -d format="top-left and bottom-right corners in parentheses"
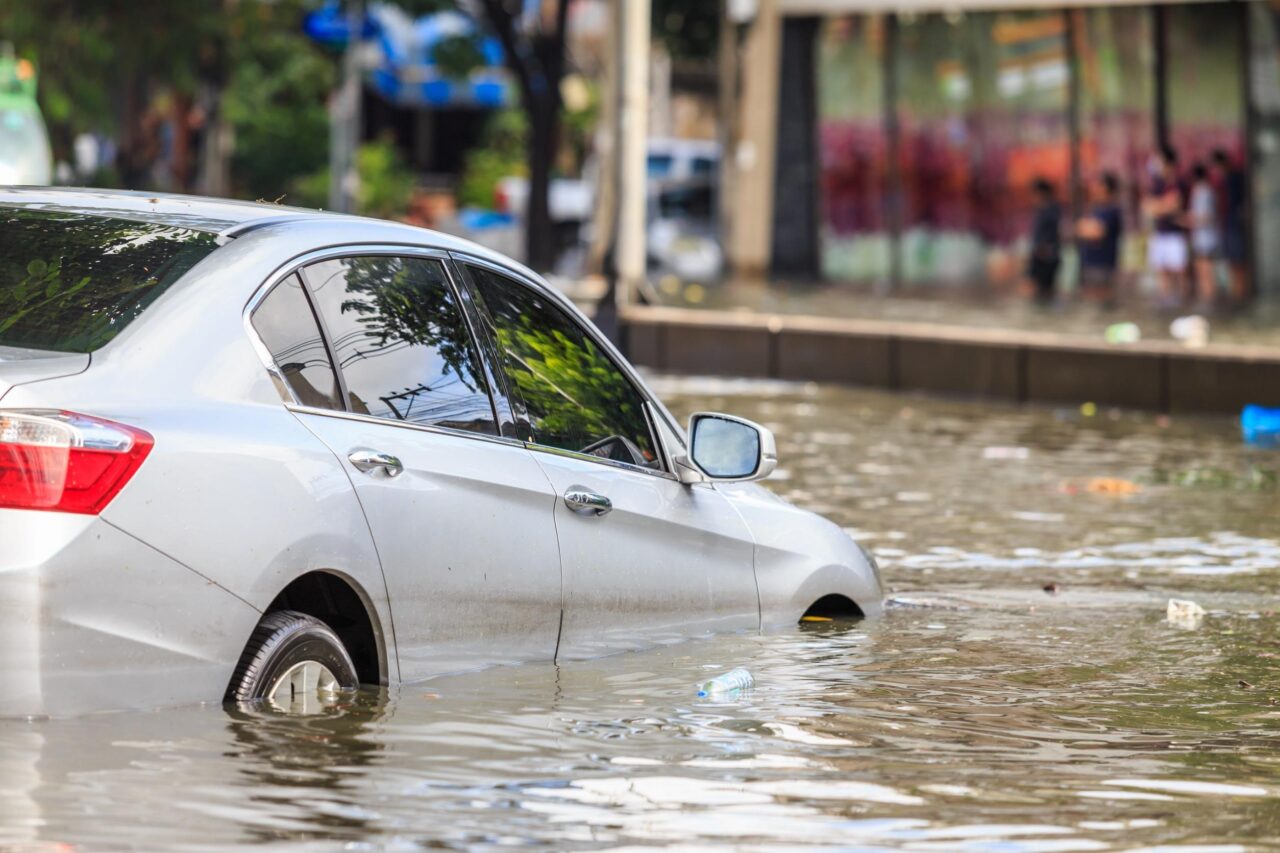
top-left (348, 449), bottom-right (404, 478)
top-left (564, 487), bottom-right (612, 516)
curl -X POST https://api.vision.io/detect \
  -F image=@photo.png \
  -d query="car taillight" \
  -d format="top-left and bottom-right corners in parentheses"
top-left (0, 410), bottom-right (153, 515)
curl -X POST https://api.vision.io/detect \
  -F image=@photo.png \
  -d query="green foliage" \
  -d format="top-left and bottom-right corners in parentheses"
top-left (224, 21), bottom-right (334, 200)
top-left (457, 80), bottom-right (598, 210)
top-left (458, 107), bottom-right (527, 209)
top-left (653, 0), bottom-right (719, 61)
top-left (292, 137), bottom-right (416, 220)
top-left (0, 0), bottom-right (219, 135)
top-left (1150, 465), bottom-right (1279, 491)
top-left (355, 137), bottom-right (417, 219)
top-left (432, 34), bottom-right (486, 79)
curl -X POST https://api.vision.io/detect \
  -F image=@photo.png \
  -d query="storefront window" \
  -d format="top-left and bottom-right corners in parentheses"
top-left (1249, 0), bottom-right (1280, 298)
top-left (817, 16), bottom-right (890, 283)
top-left (1166, 4), bottom-right (1245, 166)
top-left (895, 11), bottom-right (1070, 287)
top-left (1074, 7), bottom-right (1155, 278)
top-left (805, 2), bottom-right (1259, 298)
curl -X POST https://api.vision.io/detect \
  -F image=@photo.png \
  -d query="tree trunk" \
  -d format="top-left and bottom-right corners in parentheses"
top-left (524, 97), bottom-right (559, 272)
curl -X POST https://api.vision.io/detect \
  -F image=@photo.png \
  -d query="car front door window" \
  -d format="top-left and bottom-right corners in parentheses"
top-left (464, 265), bottom-right (660, 470)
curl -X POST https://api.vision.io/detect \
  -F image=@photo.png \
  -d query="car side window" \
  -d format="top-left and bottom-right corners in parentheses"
top-left (250, 274), bottom-right (343, 410)
top-left (465, 265), bottom-right (660, 470)
top-left (302, 256), bottom-right (498, 435)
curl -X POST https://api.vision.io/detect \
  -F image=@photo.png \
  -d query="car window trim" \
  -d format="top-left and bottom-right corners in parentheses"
top-left (283, 402), bottom-right (526, 449)
top-left (293, 266), bottom-right (352, 411)
top-left (242, 244), bottom-right (509, 443)
top-left (524, 441), bottom-right (676, 481)
top-left (442, 259), bottom-right (520, 439)
top-left (451, 252), bottom-right (674, 480)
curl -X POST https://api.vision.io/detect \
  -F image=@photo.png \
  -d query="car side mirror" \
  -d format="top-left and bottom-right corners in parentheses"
top-left (687, 412), bottom-right (777, 482)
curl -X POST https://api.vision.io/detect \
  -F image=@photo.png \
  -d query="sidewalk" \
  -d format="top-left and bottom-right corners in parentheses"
top-left (620, 277), bottom-right (1280, 351)
top-left (589, 276), bottom-right (1280, 415)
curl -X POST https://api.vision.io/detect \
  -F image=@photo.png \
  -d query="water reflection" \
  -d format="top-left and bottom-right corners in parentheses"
top-left (3, 378), bottom-right (1279, 849)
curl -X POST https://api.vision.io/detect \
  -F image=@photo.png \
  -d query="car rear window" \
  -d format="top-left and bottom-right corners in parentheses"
top-left (0, 208), bottom-right (218, 353)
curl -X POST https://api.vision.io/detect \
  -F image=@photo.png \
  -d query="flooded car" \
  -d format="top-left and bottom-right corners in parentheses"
top-left (0, 188), bottom-right (882, 718)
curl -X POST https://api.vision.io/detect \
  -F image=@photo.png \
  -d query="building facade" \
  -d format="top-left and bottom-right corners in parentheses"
top-left (724, 0), bottom-right (1280, 299)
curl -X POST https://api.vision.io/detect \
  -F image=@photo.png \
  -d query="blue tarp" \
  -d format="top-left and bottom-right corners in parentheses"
top-left (304, 2), bottom-right (511, 109)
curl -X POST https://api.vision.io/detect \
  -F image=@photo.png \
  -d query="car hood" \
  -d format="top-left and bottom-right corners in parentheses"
top-left (0, 345), bottom-right (90, 402)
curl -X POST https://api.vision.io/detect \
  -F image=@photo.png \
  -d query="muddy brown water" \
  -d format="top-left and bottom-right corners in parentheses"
top-left (3, 377), bottom-right (1279, 851)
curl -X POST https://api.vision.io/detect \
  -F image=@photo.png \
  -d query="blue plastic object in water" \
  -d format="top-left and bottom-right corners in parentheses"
top-left (1242, 405), bottom-right (1280, 448)
top-left (697, 668), bottom-right (754, 698)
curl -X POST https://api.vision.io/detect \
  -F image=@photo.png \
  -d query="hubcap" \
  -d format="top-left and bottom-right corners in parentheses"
top-left (265, 660), bottom-right (343, 714)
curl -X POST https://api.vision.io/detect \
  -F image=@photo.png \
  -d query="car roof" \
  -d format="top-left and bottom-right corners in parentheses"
top-left (0, 186), bottom-right (541, 280)
top-left (0, 186), bottom-right (334, 232)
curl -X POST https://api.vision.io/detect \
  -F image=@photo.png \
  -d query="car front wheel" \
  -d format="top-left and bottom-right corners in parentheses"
top-left (226, 610), bottom-right (359, 713)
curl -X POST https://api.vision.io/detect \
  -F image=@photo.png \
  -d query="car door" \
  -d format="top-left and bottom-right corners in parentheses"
top-left (457, 260), bottom-right (759, 658)
top-left (280, 251), bottom-right (562, 680)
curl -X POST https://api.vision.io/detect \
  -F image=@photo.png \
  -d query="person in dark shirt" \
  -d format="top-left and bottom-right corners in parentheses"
top-left (1212, 148), bottom-right (1249, 305)
top-left (1027, 178), bottom-right (1061, 306)
top-left (1144, 146), bottom-right (1189, 309)
top-left (1076, 172), bottom-right (1124, 308)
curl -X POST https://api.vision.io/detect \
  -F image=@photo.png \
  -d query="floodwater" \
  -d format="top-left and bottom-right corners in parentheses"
top-left (4, 377), bottom-right (1280, 851)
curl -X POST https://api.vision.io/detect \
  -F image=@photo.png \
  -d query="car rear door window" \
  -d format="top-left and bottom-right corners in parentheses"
top-left (303, 256), bottom-right (498, 435)
top-left (250, 274), bottom-right (343, 410)
top-left (464, 265), bottom-right (660, 470)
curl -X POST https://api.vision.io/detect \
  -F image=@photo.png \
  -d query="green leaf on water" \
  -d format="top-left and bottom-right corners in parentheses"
top-left (26, 259), bottom-right (46, 277)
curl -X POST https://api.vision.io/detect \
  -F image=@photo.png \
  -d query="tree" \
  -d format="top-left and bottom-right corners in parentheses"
top-left (473, 0), bottom-right (570, 273)
top-left (652, 0), bottom-right (718, 62)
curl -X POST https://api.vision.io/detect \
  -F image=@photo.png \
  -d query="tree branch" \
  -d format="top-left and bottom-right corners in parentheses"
top-left (476, 0), bottom-right (536, 108)
top-left (541, 0), bottom-right (570, 94)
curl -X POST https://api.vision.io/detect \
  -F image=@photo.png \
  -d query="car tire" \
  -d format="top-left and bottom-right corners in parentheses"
top-left (226, 610), bottom-right (359, 710)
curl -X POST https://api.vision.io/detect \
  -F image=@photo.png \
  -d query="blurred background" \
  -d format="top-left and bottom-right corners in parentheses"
top-left (2, 0), bottom-right (1280, 345)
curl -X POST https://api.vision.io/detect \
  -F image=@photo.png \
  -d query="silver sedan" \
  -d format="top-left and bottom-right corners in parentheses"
top-left (0, 189), bottom-right (882, 717)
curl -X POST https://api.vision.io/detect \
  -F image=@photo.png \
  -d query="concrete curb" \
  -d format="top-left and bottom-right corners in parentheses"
top-left (620, 305), bottom-right (1280, 414)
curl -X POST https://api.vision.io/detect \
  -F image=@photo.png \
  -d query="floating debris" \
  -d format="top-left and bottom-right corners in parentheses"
top-left (1167, 598), bottom-right (1207, 629)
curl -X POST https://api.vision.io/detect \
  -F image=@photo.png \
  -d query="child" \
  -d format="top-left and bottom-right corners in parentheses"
top-left (1027, 178), bottom-right (1062, 306)
top-left (1076, 172), bottom-right (1124, 308)
top-left (1188, 162), bottom-right (1220, 309)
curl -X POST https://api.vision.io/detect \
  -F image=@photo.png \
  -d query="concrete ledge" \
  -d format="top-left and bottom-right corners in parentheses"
top-left (777, 327), bottom-right (892, 386)
top-left (897, 337), bottom-right (1022, 401)
top-left (1025, 347), bottom-right (1166, 410)
top-left (620, 304), bottom-right (1280, 414)
top-left (1168, 353), bottom-right (1280, 414)
top-left (662, 321), bottom-right (772, 377)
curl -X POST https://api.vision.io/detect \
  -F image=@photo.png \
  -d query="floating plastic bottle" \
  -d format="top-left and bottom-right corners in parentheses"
top-left (1242, 405), bottom-right (1280, 449)
top-left (696, 668), bottom-right (754, 697)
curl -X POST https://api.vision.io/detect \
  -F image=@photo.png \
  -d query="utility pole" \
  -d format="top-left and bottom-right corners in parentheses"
top-left (329, 0), bottom-right (364, 213)
top-left (616, 0), bottom-right (651, 307)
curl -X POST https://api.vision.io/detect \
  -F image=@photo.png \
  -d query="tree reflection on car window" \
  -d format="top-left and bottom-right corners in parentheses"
top-left (466, 266), bottom-right (659, 469)
top-left (0, 210), bottom-right (217, 353)
top-left (303, 256), bottom-right (498, 435)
